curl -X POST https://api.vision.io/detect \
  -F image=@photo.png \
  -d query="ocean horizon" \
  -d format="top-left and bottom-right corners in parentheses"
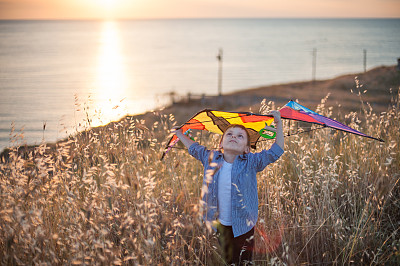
top-left (1, 18), bottom-right (399, 151)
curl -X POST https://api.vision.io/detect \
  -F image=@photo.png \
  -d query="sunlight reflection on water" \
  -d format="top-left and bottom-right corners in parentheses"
top-left (91, 21), bottom-right (129, 127)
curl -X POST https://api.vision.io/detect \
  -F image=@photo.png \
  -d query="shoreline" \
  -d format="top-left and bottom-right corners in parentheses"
top-left (161, 65), bottom-right (399, 124)
top-left (1, 65), bottom-right (399, 156)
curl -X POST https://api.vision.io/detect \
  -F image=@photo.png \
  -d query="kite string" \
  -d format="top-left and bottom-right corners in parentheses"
top-left (285, 125), bottom-right (326, 136)
top-left (281, 125), bottom-right (326, 138)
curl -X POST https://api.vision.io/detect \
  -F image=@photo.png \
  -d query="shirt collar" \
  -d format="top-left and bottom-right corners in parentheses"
top-left (214, 150), bottom-right (248, 161)
top-left (238, 153), bottom-right (248, 160)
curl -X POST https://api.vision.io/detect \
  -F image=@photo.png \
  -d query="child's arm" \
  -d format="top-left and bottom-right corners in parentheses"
top-left (172, 127), bottom-right (210, 166)
top-left (250, 111), bottom-right (284, 172)
top-left (268, 110), bottom-right (284, 150)
top-left (172, 127), bottom-right (196, 149)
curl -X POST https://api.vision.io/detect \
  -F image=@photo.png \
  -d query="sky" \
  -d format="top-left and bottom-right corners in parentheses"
top-left (0, 0), bottom-right (399, 20)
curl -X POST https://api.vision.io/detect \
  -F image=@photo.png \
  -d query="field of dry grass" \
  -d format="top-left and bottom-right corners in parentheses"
top-left (1, 76), bottom-right (399, 264)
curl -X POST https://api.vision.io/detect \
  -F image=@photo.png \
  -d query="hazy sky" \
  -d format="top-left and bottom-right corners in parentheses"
top-left (0, 0), bottom-right (399, 20)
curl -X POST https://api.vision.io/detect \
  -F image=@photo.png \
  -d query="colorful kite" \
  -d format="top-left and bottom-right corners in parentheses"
top-left (161, 100), bottom-right (383, 160)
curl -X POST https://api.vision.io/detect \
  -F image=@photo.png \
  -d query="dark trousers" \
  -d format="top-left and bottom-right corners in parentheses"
top-left (216, 222), bottom-right (255, 265)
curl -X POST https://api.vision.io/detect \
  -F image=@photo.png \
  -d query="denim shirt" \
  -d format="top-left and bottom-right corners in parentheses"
top-left (188, 142), bottom-right (284, 237)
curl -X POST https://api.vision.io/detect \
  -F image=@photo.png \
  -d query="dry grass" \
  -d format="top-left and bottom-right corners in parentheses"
top-left (1, 87), bottom-right (399, 265)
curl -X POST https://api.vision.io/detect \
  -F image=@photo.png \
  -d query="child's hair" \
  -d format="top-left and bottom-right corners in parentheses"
top-left (221, 124), bottom-right (251, 147)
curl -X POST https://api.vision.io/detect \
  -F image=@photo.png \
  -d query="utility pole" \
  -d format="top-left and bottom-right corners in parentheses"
top-left (217, 48), bottom-right (223, 96)
top-left (363, 49), bottom-right (367, 73)
top-left (312, 48), bottom-right (317, 82)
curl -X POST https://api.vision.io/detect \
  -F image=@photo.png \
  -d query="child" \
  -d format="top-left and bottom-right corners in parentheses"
top-left (173, 111), bottom-right (284, 265)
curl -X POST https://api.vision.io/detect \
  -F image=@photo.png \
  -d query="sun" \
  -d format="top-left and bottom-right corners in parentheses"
top-left (99, 0), bottom-right (117, 9)
top-left (96, 0), bottom-right (127, 12)
top-left (94, 0), bottom-right (123, 19)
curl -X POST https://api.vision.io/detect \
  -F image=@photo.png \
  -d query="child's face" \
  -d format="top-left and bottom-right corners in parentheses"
top-left (220, 127), bottom-right (250, 155)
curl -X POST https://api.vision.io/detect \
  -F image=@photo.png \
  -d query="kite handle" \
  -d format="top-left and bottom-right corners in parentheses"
top-left (259, 125), bottom-right (276, 139)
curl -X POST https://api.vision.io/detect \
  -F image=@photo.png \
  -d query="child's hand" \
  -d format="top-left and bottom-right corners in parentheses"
top-left (269, 110), bottom-right (282, 124)
top-left (171, 126), bottom-right (195, 149)
top-left (171, 126), bottom-right (183, 135)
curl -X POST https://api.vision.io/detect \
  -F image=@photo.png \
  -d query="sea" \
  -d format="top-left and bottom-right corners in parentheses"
top-left (1, 18), bottom-right (400, 151)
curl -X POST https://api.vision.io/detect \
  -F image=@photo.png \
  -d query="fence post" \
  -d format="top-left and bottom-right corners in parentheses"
top-left (169, 91), bottom-right (176, 104)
